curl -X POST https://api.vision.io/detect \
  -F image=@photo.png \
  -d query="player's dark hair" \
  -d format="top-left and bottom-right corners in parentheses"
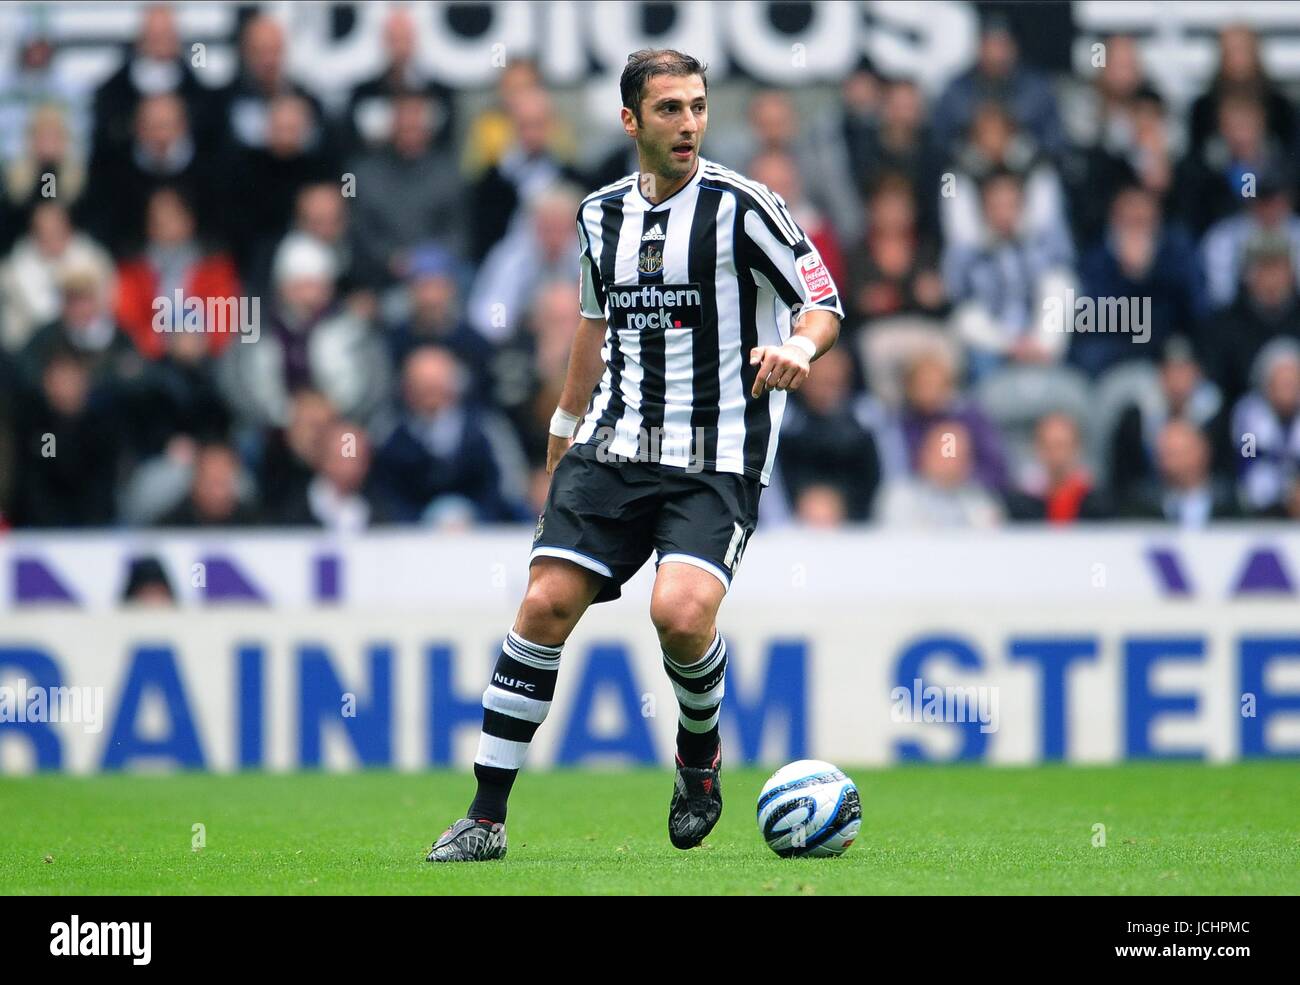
top-left (620, 49), bottom-right (708, 123)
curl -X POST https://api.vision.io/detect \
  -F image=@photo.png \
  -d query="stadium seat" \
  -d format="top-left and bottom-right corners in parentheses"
top-left (972, 363), bottom-right (1095, 481)
top-left (854, 315), bottom-right (964, 410)
top-left (1087, 360), bottom-right (1162, 488)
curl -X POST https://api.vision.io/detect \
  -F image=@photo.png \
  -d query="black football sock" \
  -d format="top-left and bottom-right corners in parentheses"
top-left (663, 631), bottom-right (726, 768)
top-left (676, 721), bottom-right (721, 769)
top-left (467, 764), bottom-right (516, 823)
top-left (466, 631), bottom-right (563, 823)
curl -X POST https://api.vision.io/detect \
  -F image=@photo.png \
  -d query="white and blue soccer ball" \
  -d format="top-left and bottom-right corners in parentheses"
top-left (756, 760), bottom-right (861, 858)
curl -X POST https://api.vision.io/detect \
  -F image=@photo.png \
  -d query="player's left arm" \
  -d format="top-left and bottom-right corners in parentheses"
top-left (740, 197), bottom-right (844, 399)
top-left (749, 307), bottom-right (840, 398)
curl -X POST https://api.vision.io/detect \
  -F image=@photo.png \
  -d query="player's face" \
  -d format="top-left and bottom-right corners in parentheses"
top-left (626, 74), bottom-right (707, 181)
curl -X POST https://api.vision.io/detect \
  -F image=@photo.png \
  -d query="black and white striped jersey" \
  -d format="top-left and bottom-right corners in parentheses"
top-left (574, 156), bottom-right (843, 486)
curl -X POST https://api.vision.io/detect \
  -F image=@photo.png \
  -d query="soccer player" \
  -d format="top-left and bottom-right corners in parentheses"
top-left (428, 49), bottom-right (842, 862)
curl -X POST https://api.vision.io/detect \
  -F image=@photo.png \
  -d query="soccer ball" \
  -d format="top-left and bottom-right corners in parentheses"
top-left (756, 759), bottom-right (861, 858)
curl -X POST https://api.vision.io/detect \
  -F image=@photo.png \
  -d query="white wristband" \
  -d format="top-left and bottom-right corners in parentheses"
top-left (549, 407), bottom-right (580, 439)
top-left (785, 334), bottom-right (817, 360)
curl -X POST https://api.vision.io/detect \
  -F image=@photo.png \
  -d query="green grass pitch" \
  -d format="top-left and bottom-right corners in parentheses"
top-left (1, 762), bottom-right (1296, 895)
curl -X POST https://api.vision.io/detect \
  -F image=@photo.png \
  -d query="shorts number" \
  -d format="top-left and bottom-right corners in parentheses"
top-left (724, 522), bottom-right (752, 572)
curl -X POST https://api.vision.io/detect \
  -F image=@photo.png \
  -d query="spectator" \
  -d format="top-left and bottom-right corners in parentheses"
top-left (213, 14), bottom-right (330, 155)
top-left (1231, 340), bottom-right (1300, 515)
top-left (217, 233), bottom-right (390, 430)
top-left (1199, 156), bottom-right (1300, 311)
top-left (1109, 337), bottom-right (1229, 502)
top-left (389, 243), bottom-right (492, 393)
top-left (1202, 231), bottom-right (1300, 406)
top-left (244, 182), bottom-right (364, 304)
top-left (227, 93), bottom-right (337, 275)
top-left (854, 77), bottom-right (944, 239)
top-left (941, 100), bottom-right (1069, 249)
top-left (372, 346), bottom-right (525, 524)
top-left (884, 348), bottom-right (1008, 492)
top-left (1126, 89), bottom-right (1179, 210)
top-left (118, 328), bottom-right (232, 465)
top-left (17, 258), bottom-right (139, 390)
top-left (158, 442), bottom-right (260, 527)
top-left (792, 484), bottom-right (851, 528)
top-left (468, 87), bottom-right (584, 262)
top-left (0, 28), bottom-right (89, 170)
top-left (113, 185), bottom-right (242, 359)
top-left (1187, 24), bottom-right (1295, 159)
top-left (836, 57), bottom-right (885, 192)
top-left (80, 92), bottom-right (219, 256)
top-left (875, 420), bottom-right (1005, 527)
top-left (349, 89), bottom-right (466, 289)
top-left (276, 419), bottom-right (391, 531)
top-left (0, 201), bottom-right (112, 353)
top-left (806, 58), bottom-right (889, 246)
top-left (1179, 93), bottom-right (1288, 238)
top-left (291, 183), bottom-right (360, 290)
top-left (777, 345), bottom-right (882, 521)
top-left (156, 444), bottom-right (258, 527)
top-left (469, 183), bottom-right (581, 343)
top-left (462, 58), bottom-right (576, 178)
top-left (845, 174), bottom-right (946, 325)
top-left (1072, 184), bottom-right (1202, 377)
top-left (3, 104), bottom-right (86, 243)
top-left (1123, 419), bottom-right (1242, 525)
top-left (931, 13), bottom-right (1065, 158)
top-left (90, 5), bottom-right (212, 166)
top-left (257, 388), bottom-right (337, 523)
top-left (9, 344), bottom-right (122, 527)
top-left (943, 169), bottom-right (1075, 377)
top-left (1006, 412), bottom-right (1109, 522)
top-left (1068, 84), bottom-right (1178, 246)
top-left (346, 7), bottom-right (456, 152)
top-left (1062, 33), bottom-right (1148, 152)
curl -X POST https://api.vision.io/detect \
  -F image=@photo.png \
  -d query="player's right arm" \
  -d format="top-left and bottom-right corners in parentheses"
top-left (546, 314), bottom-right (607, 474)
top-left (547, 212), bottom-right (612, 474)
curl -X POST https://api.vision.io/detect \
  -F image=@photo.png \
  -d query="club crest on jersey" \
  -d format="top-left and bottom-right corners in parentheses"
top-left (639, 221), bottom-right (666, 275)
top-left (638, 242), bottom-right (663, 275)
top-left (797, 253), bottom-right (834, 303)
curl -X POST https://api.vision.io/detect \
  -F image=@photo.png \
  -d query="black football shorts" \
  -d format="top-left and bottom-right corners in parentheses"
top-left (529, 442), bottom-right (762, 603)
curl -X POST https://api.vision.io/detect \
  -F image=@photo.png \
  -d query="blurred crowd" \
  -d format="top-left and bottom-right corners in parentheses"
top-left (0, 6), bottom-right (1298, 534)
